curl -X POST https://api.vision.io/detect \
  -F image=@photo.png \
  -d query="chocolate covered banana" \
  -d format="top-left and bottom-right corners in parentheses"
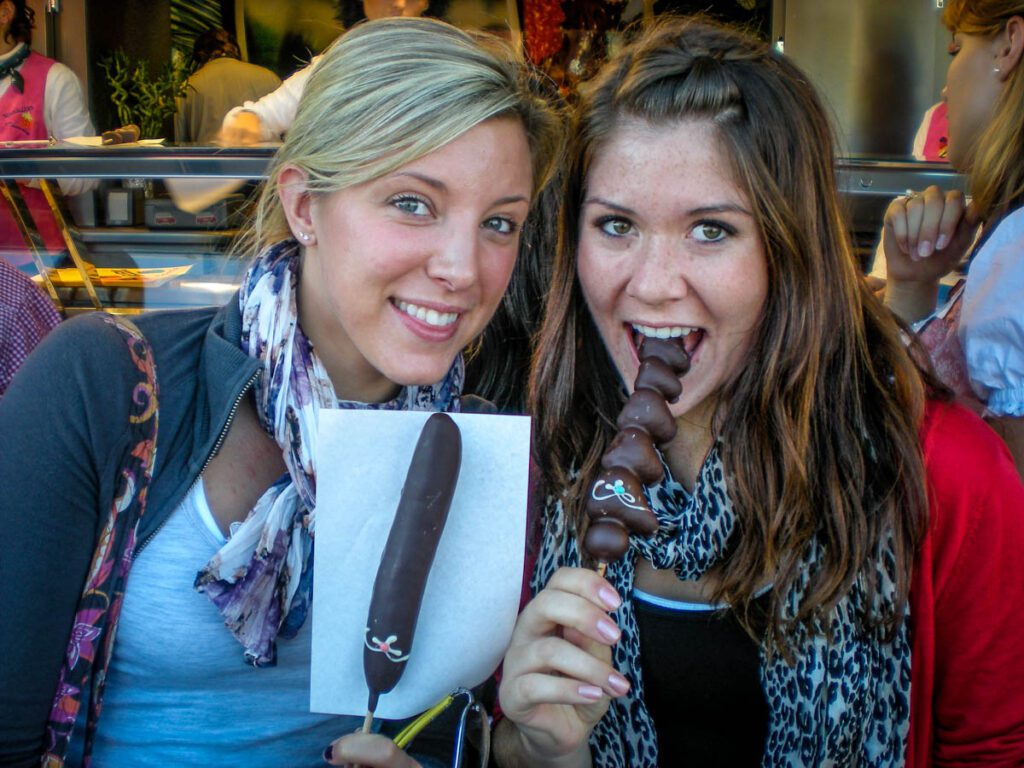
top-left (363, 412), bottom-right (462, 718)
top-left (584, 337), bottom-right (690, 570)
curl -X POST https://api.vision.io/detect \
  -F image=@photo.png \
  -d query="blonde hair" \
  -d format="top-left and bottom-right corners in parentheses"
top-left (943, 0), bottom-right (1024, 219)
top-left (236, 17), bottom-right (563, 256)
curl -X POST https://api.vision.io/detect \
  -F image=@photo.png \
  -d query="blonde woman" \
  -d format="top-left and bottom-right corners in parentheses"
top-left (0, 18), bottom-right (561, 767)
top-left (884, 0), bottom-right (1024, 479)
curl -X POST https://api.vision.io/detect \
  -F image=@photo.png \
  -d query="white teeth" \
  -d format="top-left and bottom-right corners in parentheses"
top-left (631, 323), bottom-right (696, 339)
top-left (396, 300), bottom-right (458, 327)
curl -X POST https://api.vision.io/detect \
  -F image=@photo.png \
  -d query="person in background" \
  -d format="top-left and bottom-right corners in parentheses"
top-left (911, 100), bottom-right (950, 162)
top-left (865, 101), bottom-right (953, 289)
top-left (174, 27), bottom-right (281, 145)
top-left (494, 16), bottom-right (1024, 768)
top-left (0, 257), bottom-right (59, 397)
top-left (0, 17), bottom-right (562, 768)
top-left (883, 0), bottom-right (1024, 479)
top-left (0, 0), bottom-right (94, 266)
top-left (218, 0), bottom-right (448, 146)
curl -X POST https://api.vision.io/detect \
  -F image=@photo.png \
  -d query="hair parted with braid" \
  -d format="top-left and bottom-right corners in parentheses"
top-left (530, 16), bottom-right (933, 650)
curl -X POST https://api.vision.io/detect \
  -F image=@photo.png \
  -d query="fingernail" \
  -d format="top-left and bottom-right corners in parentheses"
top-left (579, 684), bottom-right (603, 700)
top-left (597, 618), bottom-right (621, 642)
top-left (608, 673), bottom-right (630, 695)
top-left (936, 234), bottom-right (949, 250)
top-left (918, 240), bottom-right (932, 258)
top-left (323, 743), bottom-right (334, 762)
top-left (599, 586), bottom-right (621, 610)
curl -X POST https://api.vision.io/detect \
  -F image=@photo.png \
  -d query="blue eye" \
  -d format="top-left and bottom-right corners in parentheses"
top-left (691, 221), bottom-right (731, 243)
top-left (597, 216), bottom-right (634, 237)
top-left (483, 216), bottom-right (518, 235)
top-left (392, 195), bottom-right (430, 216)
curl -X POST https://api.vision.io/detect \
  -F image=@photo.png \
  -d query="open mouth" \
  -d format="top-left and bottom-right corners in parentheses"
top-left (394, 299), bottom-right (460, 328)
top-left (630, 323), bottom-right (703, 357)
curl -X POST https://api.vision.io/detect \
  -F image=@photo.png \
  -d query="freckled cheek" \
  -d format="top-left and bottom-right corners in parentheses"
top-left (577, 246), bottom-right (617, 308)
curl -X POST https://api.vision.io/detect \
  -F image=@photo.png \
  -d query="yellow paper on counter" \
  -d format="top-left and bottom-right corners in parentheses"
top-left (33, 265), bottom-right (192, 288)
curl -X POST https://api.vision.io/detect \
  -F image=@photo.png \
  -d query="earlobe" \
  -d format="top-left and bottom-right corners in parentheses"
top-left (277, 165), bottom-right (317, 245)
top-left (996, 16), bottom-right (1024, 81)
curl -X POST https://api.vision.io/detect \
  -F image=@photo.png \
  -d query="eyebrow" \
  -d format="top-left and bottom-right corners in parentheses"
top-left (584, 197), bottom-right (753, 218)
top-left (394, 171), bottom-right (447, 191)
top-left (394, 172), bottom-right (529, 207)
top-left (690, 204), bottom-right (753, 217)
top-left (583, 197), bottom-right (638, 216)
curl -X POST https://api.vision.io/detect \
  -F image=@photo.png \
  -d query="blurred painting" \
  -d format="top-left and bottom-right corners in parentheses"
top-left (237, 0), bottom-right (517, 79)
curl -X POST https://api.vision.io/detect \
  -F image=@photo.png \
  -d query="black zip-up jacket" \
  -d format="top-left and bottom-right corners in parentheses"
top-left (0, 297), bottom-right (483, 765)
top-left (0, 298), bottom-right (259, 761)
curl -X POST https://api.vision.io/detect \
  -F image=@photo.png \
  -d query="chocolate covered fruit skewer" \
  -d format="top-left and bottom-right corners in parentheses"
top-left (362, 413), bottom-right (462, 732)
top-left (584, 336), bottom-right (691, 576)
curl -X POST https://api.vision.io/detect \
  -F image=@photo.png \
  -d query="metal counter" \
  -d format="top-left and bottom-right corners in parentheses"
top-left (0, 145), bottom-right (967, 312)
top-left (0, 145), bottom-right (278, 314)
top-left (0, 144), bottom-right (276, 180)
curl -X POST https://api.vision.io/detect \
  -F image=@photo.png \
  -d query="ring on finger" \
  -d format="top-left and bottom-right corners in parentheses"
top-left (902, 189), bottom-right (920, 201)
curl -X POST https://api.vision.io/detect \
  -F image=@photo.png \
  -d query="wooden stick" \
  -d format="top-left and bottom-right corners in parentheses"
top-left (362, 709), bottom-right (374, 734)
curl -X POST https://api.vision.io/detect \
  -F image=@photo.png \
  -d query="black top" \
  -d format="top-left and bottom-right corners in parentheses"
top-left (635, 589), bottom-right (769, 766)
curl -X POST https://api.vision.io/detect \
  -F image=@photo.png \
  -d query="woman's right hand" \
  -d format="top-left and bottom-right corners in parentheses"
top-left (496, 567), bottom-right (631, 767)
top-left (218, 110), bottom-right (264, 146)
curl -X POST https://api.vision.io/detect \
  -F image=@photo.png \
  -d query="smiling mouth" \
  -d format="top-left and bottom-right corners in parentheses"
top-left (395, 300), bottom-right (460, 328)
top-left (630, 323), bottom-right (703, 356)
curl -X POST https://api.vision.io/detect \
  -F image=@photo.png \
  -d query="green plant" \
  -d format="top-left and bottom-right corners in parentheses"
top-left (99, 49), bottom-right (190, 139)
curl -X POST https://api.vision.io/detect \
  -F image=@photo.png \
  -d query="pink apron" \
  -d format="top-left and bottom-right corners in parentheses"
top-left (1, 51), bottom-right (65, 267)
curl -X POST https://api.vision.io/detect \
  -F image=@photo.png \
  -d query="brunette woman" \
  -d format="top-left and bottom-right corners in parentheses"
top-left (495, 16), bottom-right (1024, 768)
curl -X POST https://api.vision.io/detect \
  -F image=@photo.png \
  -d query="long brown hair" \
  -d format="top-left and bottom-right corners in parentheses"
top-left (943, 0), bottom-right (1024, 220)
top-left (529, 17), bottom-right (929, 648)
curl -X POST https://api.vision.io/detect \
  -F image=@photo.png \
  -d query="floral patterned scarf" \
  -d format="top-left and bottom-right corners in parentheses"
top-left (195, 240), bottom-right (463, 666)
top-left (44, 315), bottom-right (159, 767)
top-left (532, 445), bottom-right (911, 767)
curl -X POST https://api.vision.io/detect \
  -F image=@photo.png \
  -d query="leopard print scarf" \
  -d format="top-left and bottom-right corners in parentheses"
top-left (532, 444), bottom-right (911, 767)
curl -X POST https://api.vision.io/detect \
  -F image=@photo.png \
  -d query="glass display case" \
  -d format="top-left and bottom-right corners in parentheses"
top-left (0, 143), bottom-right (274, 315)
top-left (0, 143), bottom-right (966, 317)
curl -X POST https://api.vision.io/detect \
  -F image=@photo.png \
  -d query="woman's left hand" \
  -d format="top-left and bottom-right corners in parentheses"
top-left (322, 732), bottom-right (421, 767)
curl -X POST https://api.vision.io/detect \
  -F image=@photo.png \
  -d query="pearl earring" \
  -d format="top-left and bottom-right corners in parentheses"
top-left (298, 232), bottom-right (310, 242)
top-left (994, 66), bottom-right (1002, 74)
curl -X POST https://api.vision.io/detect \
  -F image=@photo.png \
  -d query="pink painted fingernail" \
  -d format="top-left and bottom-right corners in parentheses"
top-left (599, 586), bottom-right (622, 610)
top-left (608, 673), bottom-right (630, 694)
top-left (936, 234), bottom-right (949, 249)
top-left (579, 684), bottom-right (603, 700)
top-left (597, 618), bottom-right (621, 642)
top-left (918, 240), bottom-right (932, 258)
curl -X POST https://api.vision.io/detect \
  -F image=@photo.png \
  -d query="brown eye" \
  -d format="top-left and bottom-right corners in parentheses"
top-left (693, 223), bottom-right (726, 242)
top-left (599, 217), bottom-right (633, 237)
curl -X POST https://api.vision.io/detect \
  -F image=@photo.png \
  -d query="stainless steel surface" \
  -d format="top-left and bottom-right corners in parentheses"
top-left (0, 146), bottom-right (276, 179)
top-left (837, 158), bottom-right (965, 234)
top-left (776, 0), bottom-right (950, 157)
top-left (0, 147), bottom-right (969, 314)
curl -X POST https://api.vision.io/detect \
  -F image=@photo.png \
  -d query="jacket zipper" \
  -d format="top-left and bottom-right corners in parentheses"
top-left (132, 370), bottom-right (260, 560)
